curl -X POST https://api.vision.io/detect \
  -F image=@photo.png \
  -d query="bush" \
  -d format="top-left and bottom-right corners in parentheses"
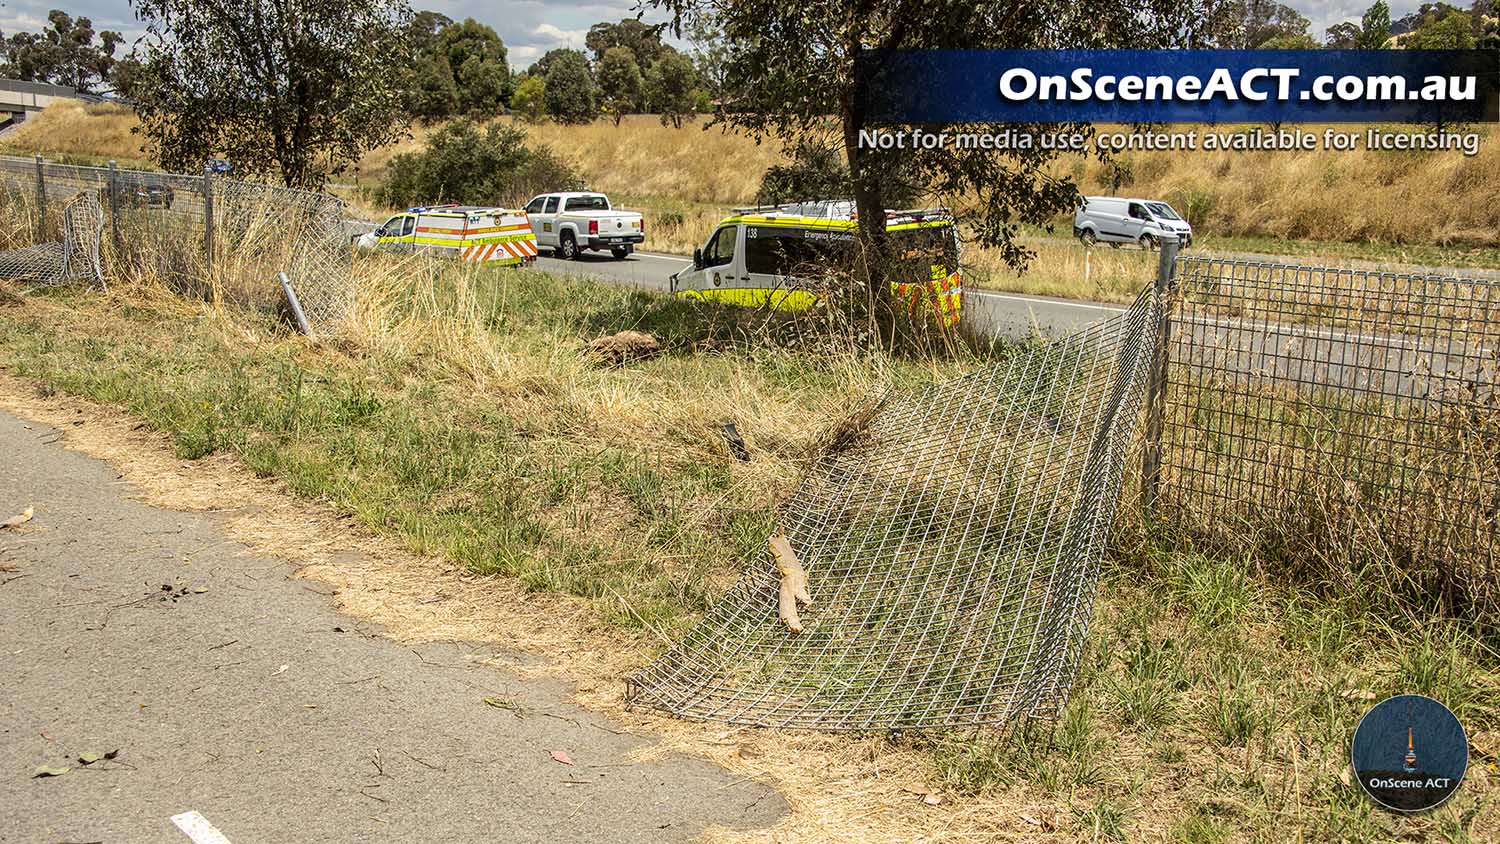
top-left (376, 119), bottom-right (574, 208)
top-left (510, 76), bottom-right (545, 122)
top-left (757, 143), bottom-right (851, 205)
top-left (543, 49), bottom-right (597, 124)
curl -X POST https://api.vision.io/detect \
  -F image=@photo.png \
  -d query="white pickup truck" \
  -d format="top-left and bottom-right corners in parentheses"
top-left (523, 192), bottom-right (644, 260)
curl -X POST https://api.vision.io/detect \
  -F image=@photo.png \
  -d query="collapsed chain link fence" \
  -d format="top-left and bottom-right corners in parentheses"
top-left (1152, 257), bottom-right (1500, 618)
top-left (628, 285), bottom-right (1164, 730)
top-left (0, 155), bottom-right (354, 334)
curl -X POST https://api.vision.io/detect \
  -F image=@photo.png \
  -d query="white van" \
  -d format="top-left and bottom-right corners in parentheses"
top-left (1073, 197), bottom-right (1192, 249)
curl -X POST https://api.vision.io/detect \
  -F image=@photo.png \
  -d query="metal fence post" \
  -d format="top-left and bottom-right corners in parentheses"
top-left (107, 159), bottom-right (121, 253)
top-left (1140, 235), bottom-right (1180, 518)
top-left (33, 154), bottom-right (46, 241)
top-left (202, 164), bottom-right (214, 272)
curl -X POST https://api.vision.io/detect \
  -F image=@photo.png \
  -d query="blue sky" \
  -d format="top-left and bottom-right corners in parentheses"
top-left (0, 1), bottom-right (1438, 71)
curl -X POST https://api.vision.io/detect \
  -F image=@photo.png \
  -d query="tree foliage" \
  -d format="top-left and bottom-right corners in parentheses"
top-left (1360, 1), bottom-right (1393, 47)
top-left (1236, 0), bottom-right (1313, 47)
top-left (543, 49), bottom-right (597, 124)
top-left (511, 75), bottom-right (547, 122)
top-left (597, 46), bottom-right (645, 124)
top-left (585, 18), bottom-right (668, 66)
top-left (1, 10), bottom-right (123, 94)
top-left (1405, 8), bottom-right (1478, 46)
top-left (645, 47), bottom-right (698, 128)
top-left (129, 0), bottom-right (413, 189)
top-left (376, 119), bottom-right (574, 207)
top-left (434, 19), bottom-right (511, 114)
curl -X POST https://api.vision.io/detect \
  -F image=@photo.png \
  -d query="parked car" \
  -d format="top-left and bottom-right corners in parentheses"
top-left (113, 182), bottom-right (174, 210)
top-left (523, 191), bottom-right (644, 259)
top-left (1073, 197), bottom-right (1192, 249)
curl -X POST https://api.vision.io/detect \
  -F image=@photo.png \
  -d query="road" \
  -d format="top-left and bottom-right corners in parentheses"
top-left (535, 249), bottom-right (1126, 341)
top-left (0, 408), bottom-right (785, 844)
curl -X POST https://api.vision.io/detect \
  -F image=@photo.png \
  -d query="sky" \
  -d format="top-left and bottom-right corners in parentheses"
top-left (0, 1), bottom-right (1445, 71)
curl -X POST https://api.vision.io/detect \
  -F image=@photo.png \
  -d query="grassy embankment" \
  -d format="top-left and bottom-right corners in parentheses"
top-left (9, 102), bottom-right (1499, 305)
top-left (0, 244), bottom-right (1496, 841)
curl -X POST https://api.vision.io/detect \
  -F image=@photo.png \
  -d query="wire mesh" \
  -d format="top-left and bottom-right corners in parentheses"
top-left (627, 286), bottom-right (1163, 730)
top-left (0, 188), bottom-right (103, 286)
top-left (0, 155), bottom-right (355, 335)
top-left (1157, 257), bottom-right (1500, 614)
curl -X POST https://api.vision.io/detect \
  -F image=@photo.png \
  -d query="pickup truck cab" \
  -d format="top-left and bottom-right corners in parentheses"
top-left (524, 192), bottom-right (644, 259)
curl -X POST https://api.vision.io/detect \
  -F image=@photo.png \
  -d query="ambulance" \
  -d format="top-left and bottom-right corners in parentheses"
top-left (356, 205), bottom-right (539, 266)
top-left (668, 201), bottom-right (962, 326)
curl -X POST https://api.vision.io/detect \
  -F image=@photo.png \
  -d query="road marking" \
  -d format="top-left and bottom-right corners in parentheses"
top-left (634, 251), bottom-right (693, 263)
top-left (968, 290), bottom-right (1124, 313)
top-left (171, 811), bottom-right (234, 844)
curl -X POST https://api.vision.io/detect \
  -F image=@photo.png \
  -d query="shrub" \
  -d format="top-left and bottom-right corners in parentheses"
top-left (757, 143), bottom-right (851, 204)
top-left (510, 76), bottom-right (545, 122)
top-left (376, 119), bottom-right (574, 207)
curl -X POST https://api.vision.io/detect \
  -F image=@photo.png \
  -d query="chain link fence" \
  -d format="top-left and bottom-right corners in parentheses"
top-left (629, 282), bottom-right (1164, 729)
top-left (1147, 257), bottom-right (1500, 619)
top-left (0, 155), bottom-right (354, 334)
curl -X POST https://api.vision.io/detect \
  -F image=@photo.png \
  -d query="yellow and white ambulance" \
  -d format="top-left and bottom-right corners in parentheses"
top-left (668, 201), bottom-right (962, 326)
top-left (356, 205), bottom-right (539, 266)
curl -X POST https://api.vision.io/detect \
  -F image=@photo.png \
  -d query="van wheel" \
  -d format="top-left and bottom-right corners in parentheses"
top-left (558, 232), bottom-right (579, 260)
top-left (611, 246), bottom-right (631, 259)
top-left (1139, 233), bottom-right (1158, 251)
top-left (1079, 229), bottom-right (1097, 246)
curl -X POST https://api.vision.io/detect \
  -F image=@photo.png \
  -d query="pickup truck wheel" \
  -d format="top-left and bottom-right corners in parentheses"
top-left (1139, 233), bottom-right (1158, 251)
top-left (1079, 229), bottom-right (1097, 246)
top-left (558, 232), bottom-right (579, 260)
top-left (610, 246), bottom-right (632, 259)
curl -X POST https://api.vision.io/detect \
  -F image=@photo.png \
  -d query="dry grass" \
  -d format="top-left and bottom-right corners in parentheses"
top-left (0, 99), bottom-right (150, 166)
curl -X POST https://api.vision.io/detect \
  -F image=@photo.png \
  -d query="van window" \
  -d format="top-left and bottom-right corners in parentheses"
top-left (1145, 202), bottom-right (1181, 220)
top-left (382, 215), bottom-right (413, 237)
top-left (525, 196), bottom-right (546, 215)
top-left (544, 196), bottom-right (560, 214)
top-left (1128, 203), bottom-right (1150, 220)
top-left (704, 226), bottom-right (737, 267)
top-left (564, 195), bottom-right (609, 212)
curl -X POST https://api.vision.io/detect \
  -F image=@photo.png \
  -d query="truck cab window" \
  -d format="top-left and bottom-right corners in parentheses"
top-left (525, 197), bottom-right (546, 215)
top-left (544, 196), bottom-right (560, 214)
top-left (565, 196), bottom-right (609, 212)
top-left (705, 226), bottom-right (737, 267)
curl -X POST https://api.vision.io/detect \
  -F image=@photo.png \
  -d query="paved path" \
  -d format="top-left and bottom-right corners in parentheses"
top-left (0, 408), bottom-right (785, 844)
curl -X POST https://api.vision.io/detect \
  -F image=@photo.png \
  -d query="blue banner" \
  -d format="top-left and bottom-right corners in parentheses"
top-left (857, 50), bottom-right (1500, 124)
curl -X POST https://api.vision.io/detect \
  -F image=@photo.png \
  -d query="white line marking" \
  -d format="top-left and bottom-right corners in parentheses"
top-left (634, 251), bottom-right (693, 263)
top-left (968, 290), bottom-right (1125, 313)
top-left (171, 811), bottom-right (234, 844)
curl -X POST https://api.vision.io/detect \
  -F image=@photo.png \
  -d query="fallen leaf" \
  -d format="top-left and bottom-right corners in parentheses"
top-left (191, 586), bottom-right (208, 594)
top-left (1020, 814), bottom-right (1041, 826)
top-left (31, 764), bottom-right (69, 778)
top-left (1339, 766), bottom-right (1353, 787)
top-left (549, 749), bottom-right (574, 766)
top-left (2, 506), bottom-right (33, 530)
top-left (922, 792), bottom-right (943, 806)
top-left (271, 664), bottom-right (288, 676)
top-left (78, 751), bottom-right (105, 765)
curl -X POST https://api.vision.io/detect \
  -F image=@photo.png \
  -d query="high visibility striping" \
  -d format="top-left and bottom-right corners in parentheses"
top-left (171, 811), bottom-right (234, 844)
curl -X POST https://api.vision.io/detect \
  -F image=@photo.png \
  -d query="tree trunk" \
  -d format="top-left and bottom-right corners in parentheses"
top-left (841, 44), bottom-right (890, 340)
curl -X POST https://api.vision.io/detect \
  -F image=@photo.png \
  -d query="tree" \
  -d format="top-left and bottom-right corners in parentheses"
top-left (2, 10), bottom-right (124, 94)
top-left (377, 119), bottom-right (574, 207)
top-left (652, 0), bottom-right (1216, 335)
top-left (527, 48), bottom-right (575, 81)
top-left (644, 47), bottom-right (697, 128)
top-left (585, 19), bottom-right (668, 66)
top-left (597, 46), bottom-right (644, 125)
top-left (434, 19), bottom-right (510, 114)
top-left (543, 49), bottom-right (597, 123)
top-left (1475, 0), bottom-right (1500, 48)
top-left (129, 0), bottom-right (413, 189)
top-left (406, 10), bottom-right (453, 51)
top-left (409, 51), bottom-right (460, 120)
top-left (1359, 1), bottom-right (1392, 47)
top-left (1406, 8), bottom-right (1477, 46)
top-left (510, 75), bottom-right (546, 122)
top-left (686, 17), bottom-right (730, 101)
top-left (1258, 32), bottom-right (1319, 48)
top-left (1325, 22), bottom-right (1362, 47)
top-left (1238, 0), bottom-right (1313, 47)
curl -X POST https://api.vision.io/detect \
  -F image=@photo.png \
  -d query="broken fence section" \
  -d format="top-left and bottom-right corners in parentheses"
top-left (627, 284), bottom-right (1164, 730)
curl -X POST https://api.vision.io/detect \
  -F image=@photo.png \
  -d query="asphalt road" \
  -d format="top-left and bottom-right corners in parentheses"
top-left (0, 408), bottom-right (785, 844)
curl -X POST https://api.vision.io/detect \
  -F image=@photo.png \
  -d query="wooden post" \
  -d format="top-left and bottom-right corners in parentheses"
top-left (202, 164), bottom-right (214, 272)
top-left (33, 154), bottom-right (46, 241)
top-left (107, 160), bottom-right (122, 253)
top-left (1140, 235), bottom-right (1180, 517)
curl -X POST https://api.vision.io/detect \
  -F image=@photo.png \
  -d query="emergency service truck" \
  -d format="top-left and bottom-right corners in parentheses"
top-left (355, 205), bottom-right (539, 266)
top-left (523, 192), bottom-right (644, 259)
top-left (669, 201), bottom-right (962, 327)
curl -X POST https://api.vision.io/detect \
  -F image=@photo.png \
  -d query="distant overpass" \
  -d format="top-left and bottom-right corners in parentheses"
top-left (0, 79), bottom-right (78, 129)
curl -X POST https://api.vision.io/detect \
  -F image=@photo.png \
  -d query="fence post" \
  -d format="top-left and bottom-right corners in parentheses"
top-left (202, 164), bottom-right (214, 273)
top-left (1139, 235), bottom-right (1180, 518)
top-left (107, 160), bottom-right (122, 253)
top-left (33, 154), bottom-right (46, 241)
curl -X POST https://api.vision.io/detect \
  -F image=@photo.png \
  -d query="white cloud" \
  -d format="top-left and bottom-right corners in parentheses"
top-left (532, 22), bottom-right (587, 49)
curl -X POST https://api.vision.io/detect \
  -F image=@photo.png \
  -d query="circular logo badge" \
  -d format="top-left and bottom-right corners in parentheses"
top-left (1351, 694), bottom-right (1468, 812)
